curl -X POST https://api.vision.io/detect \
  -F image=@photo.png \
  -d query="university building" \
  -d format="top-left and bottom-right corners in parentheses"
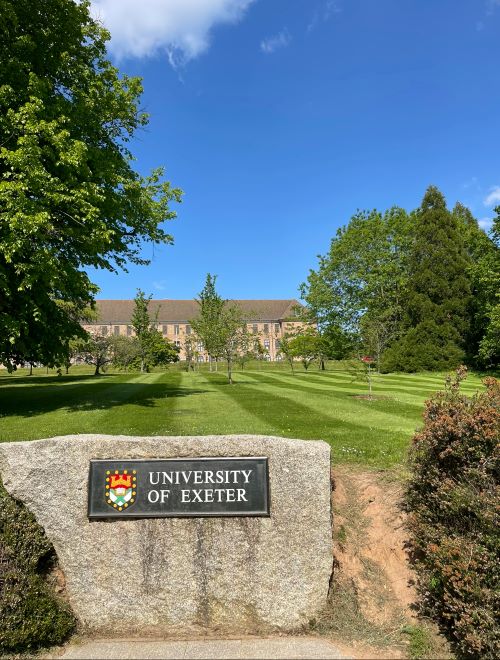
top-left (82, 299), bottom-right (306, 362)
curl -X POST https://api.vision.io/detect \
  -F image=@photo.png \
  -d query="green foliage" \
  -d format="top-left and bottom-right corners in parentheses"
top-left (347, 356), bottom-right (377, 398)
top-left (389, 187), bottom-right (472, 371)
top-left (191, 274), bottom-right (249, 384)
top-left (131, 289), bottom-right (179, 372)
top-left (0, 0), bottom-right (182, 371)
top-left (287, 328), bottom-right (322, 370)
top-left (111, 334), bottom-right (140, 371)
top-left (190, 274), bottom-right (226, 361)
top-left (401, 624), bottom-right (436, 660)
top-left (406, 368), bottom-right (500, 658)
top-left (0, 479), bottom-right (75, 653)
top-left (476, 210), bottom-right (500, 367)
top-left (75, 331), bottom-right (114, 375)
top-left (301, 207), bottom-right (411, 358)
top-left (302, 186), bottom-right (499, 372)
top-left (381, 320), bottom-right (465, 372)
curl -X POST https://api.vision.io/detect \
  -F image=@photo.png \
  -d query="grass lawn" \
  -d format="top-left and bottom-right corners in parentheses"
top-left (0, 363), bottom-right (485, 469)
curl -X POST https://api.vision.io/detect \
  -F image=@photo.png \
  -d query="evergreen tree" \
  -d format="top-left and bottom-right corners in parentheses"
top-left (131, 289), bottom-right (178, 372)
top-left (382, 187), bottom-right (472, 372)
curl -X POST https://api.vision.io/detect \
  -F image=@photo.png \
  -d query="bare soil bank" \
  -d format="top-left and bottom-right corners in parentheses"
top-left (311, 466), bottom-right (451, 659)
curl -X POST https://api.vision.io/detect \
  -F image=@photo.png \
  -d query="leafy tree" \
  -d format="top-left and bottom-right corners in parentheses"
top-left (453, 203), bottom-right (500, 366)
top-left (278, 334), bottom-right (297, 373)
top-left (301, 208), bottom-right (411, 362)
top-left (235, 335), bottom-right (266, 369)
top-left (111, 335), bottom-right (140, 371)
top-left (131, 289), bottom-right (178, 372)
top-left (191, 275), bottom-right (250, 383)
top-left (216, 304), bottom-right (250, 384)
top-left (382, 187), bottom-right (472, 372)
top-left (75, 332), bottom-right (113, 376)
top-left (141, 330), bottom-right (179, 369)
top-left (0, 0), bottom-right (182, 371)
top-left (347, 355), bottom-right (377, 399)
top-left (474, 210), bottom-right (500, 367)
top-left (287, 329), bottom-right (322, 370)
top-left (183, 335), bottom-right (198, 371)
top-left (131, 290), bottom-right (154, 373)
top-left (190, 274), bottom-right (226, 370)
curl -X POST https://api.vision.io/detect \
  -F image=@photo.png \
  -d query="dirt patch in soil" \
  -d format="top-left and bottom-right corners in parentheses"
top-left (308, 466), bottom-right (451, 659)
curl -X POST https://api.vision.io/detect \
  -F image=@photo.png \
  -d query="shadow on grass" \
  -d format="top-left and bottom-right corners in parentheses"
top-left (0, 373), bottom-right (207, 418)
top-left (0, 373), bottom-right (112, 387)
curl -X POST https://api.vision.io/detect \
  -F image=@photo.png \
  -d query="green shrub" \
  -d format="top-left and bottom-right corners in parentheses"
top-left (0, 479), bottom-right (75, 653)
top-left (381, 320), bottom-right (464, 372)
top-left (406, 367), bottom-right (499, 658)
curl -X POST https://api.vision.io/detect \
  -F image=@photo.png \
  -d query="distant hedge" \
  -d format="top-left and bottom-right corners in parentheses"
top-left (0, 479), bottom-right (75, 653)
top-left (406, 367), bottom-right (499, 658)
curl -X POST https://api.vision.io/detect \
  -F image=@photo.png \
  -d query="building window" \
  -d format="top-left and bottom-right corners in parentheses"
top-left (275, 340), bottom-right (281, 350)
top-left (263, 323), bottom-right (269, 334)
top-left (162, 325), bottom-right (168, 335)
top-left (114, 326), bottom-right (120, 336)
top-left (197, 355), bottom-right (204, 362)
top-left (127, 325), bottom-right (132, 336)
top-left (197, 342), bottom-right (204, 352)
top-left (174, 325), bottom-right (180, 335)
top-left (185, 325), bottom-right (191, 335)
top-left (264, 339), bottom-right (270, 349)
top-left (252, 324), bottom-right (258, 334)
top-left (100, 326), bottom-right (108, 336)
top-left (175, 340), bottom-right (181, 347)
top-left (275, 323), bottom-right (280, 334)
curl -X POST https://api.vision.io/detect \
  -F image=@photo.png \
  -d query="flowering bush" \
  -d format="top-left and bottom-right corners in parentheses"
top-left (406, 367), bottom-right (499, 658)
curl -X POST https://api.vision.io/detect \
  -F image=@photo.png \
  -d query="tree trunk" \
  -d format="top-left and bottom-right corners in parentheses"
top-left (227, 359), bottom-right (233, 385)
top-left (94, 364), bottom-right (100, 376)
top-left (29, 363), bottom-right (33, 376)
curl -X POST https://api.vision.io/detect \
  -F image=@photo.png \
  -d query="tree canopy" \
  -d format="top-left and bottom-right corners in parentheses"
top-left (302, 186), bottom-right (500, 371)
top-left (0, 0), bottom-right (182, 370)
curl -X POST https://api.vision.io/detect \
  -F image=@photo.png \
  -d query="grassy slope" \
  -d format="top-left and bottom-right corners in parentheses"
top-left (0, 365), bottom-right (484, 469)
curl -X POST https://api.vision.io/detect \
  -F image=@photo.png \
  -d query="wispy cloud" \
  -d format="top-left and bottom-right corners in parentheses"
top-left (307, 0), bottom-right (341, 34)
top-left (483, 186), bottom-right (500, 206)
top-left (260, 28), bottom-right (291, 54)
top-left (153, 280), bottom-right (167, 291)
top-left (90, 0), bottom-right (256, 64)
top-left (462, 176), bottom-right (480, 191)
top-left (486, 0), bottom-right (500, 14)
top-left (478, 218), bottom-right (494, 232)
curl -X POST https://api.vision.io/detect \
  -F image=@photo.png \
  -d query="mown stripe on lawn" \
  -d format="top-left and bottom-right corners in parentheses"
top-left (239, 371), bottom-right (422, 430)
top-left (215, 373), bottom-right (410, 465)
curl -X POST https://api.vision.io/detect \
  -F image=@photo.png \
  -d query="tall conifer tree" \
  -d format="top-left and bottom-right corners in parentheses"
top-left (382, 186), bottom-right (472, 371)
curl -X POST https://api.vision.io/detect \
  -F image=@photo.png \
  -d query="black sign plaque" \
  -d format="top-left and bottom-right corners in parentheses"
top-left (88, 457), bottom-right (269, 519)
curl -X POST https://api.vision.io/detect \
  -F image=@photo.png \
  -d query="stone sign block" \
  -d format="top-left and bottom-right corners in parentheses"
top-left (0, 435), bottom-right (332, 635)
top-left (88, 457), bottom-right (270, 518)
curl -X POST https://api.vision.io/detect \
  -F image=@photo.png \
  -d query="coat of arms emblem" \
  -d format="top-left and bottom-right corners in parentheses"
top-left (105, 470), bottom-right (137, 511)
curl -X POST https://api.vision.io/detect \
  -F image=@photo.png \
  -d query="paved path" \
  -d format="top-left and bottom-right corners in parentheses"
top-left (57, 637), bottom-right (347, 659)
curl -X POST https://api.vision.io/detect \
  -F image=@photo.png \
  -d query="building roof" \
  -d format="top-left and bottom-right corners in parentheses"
top-left (91, 299), bottom-right (303, 324)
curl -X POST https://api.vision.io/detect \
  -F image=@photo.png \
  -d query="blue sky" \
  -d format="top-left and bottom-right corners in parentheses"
top-left (88, 0), bottom-right (500, 301)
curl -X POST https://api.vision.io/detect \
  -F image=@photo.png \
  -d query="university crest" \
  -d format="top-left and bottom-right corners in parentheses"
top-left (105, 469), bottom-right (137, 511)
